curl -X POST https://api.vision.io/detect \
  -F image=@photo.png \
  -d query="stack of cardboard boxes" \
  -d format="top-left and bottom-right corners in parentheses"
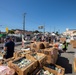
top-left (9, 55), bottom-right (38, 75)
top-left (74, 58), bottom-right (76, 72)
top-left (0, 41), bottom-right (65, 75)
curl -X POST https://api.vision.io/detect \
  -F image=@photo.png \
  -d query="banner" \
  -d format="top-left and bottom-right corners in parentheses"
top-left (6, 27), bottom-right (8, 33)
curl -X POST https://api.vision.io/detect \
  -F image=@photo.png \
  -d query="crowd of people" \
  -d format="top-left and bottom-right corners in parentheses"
top-left (2, 34), bottom-right (68, 59)
top-left (32, 34), bottom-right (68, 55)
top-left (32, 35), bottom-right (60, 43)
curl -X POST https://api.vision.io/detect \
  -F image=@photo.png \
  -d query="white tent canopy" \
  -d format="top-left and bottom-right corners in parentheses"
top-left (51, 33), bottom-right (56, 36)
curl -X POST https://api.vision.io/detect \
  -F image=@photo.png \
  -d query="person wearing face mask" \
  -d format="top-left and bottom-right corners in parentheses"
top-left (3, 36), bottom-right (15, 59)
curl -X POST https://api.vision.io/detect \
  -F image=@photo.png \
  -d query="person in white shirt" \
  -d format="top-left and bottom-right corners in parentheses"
top-left (58, 42), bottom-right (63, 56)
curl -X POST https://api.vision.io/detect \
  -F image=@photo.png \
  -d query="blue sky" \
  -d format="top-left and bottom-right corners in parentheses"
top-left (0, 0), bottom-right (76, 33)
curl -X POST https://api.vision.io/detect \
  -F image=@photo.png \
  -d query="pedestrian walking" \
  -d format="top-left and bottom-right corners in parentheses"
top-left (62, 41), bottom-right (68, 52)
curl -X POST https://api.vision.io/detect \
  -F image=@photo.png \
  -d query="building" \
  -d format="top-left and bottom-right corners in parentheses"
top-left (63, 28), bottom-right (76, 36)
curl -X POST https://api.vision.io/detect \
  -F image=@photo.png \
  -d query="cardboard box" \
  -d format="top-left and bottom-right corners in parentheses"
top-left (0, 57), bottom-right (15, 66)
top-left (30, 53), bottom-right (47, 66)
top-left (74, 58), bottom-right (76, 72)
top-left (44, 64), bottom-right (65, 75)
top-left (37, 49), bottom-right (44, 53)
top-left (42, 42), bottom-right (49, 48)
top-left (43, 48), bottom-right (58, 64)
top-left (46, 55), bottom-right (54, 64)
top-left (0, 51), bottom-right (5, 59)
top-left (72, 41), bottom-right (76, 48)
top-left (30, 42), bottom-right (45, 51)
top-left (9, 55), bottom-right (38, 75)
top-left (60, 37), bottom-right (66, 43)
top-left (14, 50), bottom-right (31, 58)
top-left (52, 48), bottom-right (58, 63)
top-left (70, 40), bottom-right (75, 45)
top-left (32, 66), bottom-right (58, 75)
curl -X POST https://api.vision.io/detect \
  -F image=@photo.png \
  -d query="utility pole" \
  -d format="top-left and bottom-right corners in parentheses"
top-left (23, 13), bottom-right (26, 35)
top-left (43, 25), bottom-right (45, 35)
top-left (50, 25), bottom-right (51, 33)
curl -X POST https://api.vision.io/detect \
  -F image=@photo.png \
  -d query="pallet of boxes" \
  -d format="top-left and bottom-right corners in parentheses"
top-left (30, 42), bottom-right (65, 75)
top-left (30, 42), bottom-right (58, 64)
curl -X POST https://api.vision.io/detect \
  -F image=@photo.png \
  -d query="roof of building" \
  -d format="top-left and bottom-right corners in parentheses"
top-left (68, 29), bottom-right (76, 31)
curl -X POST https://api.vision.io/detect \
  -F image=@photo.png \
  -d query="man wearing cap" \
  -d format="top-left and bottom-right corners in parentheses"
top-left (3, 36), bottom-right (15, 59)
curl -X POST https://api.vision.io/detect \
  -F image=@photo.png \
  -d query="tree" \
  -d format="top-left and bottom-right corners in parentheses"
top-left (33, 30), bottom-right (39, 33)
top-left (55, 31), bottom-right (59, 36)
top-left (8, 30), bottom-right (14, 34)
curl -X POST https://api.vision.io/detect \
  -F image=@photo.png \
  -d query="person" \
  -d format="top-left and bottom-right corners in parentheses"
top-left (3, 36), bottom-right (15, 59)
top-left (62, 41), bottom-right (68, 52)
top-left (58, 42), bottom-right (63, 56)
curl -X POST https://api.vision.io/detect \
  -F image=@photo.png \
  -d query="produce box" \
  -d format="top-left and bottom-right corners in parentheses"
top-left (52, 48), bottom-right (58, 63)
top-left (14, 50), bottom-right (31, 58)
top-left (0, 57), bottom-right (15, 66)
top-left (30, 42), bottom-right (45, 51)
top-left (72, 41), bottom-right (76, 48)
top-left (9, 55), bottom-right (38, 75)
top-left (37, 49), bottom-right (44, 53)
top-left (46, 55), bottom-right (54, 64)
top-left (0, 53), bottom-right (3, 60)
top-left (30, 53), bottom-right (47, 66)
top-left (43, 48), bottom-right (58, 64)
top-left (70, 40), bottom-right (75, 45)
top-left (42, 42), bottom-right (49, 48)
top-left (0, 51), bottom-right (6, 59)
top-left (31, 66), bottom-right (58, 75)
top-left (60, 37), bottom-right (66, 43)
top-left (0, 52), bottom-right (5, 65)
top-left (74, 58), bottom-right (76, 72)
top-left (44, 64), bottom-right (65, 75)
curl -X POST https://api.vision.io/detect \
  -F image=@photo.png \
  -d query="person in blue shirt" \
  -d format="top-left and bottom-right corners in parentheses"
top-left (3, 36), bottom-right (15, 59)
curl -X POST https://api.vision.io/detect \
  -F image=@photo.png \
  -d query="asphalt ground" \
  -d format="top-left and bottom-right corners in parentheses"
top-left (56, 44), bottom-right (76, 75)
